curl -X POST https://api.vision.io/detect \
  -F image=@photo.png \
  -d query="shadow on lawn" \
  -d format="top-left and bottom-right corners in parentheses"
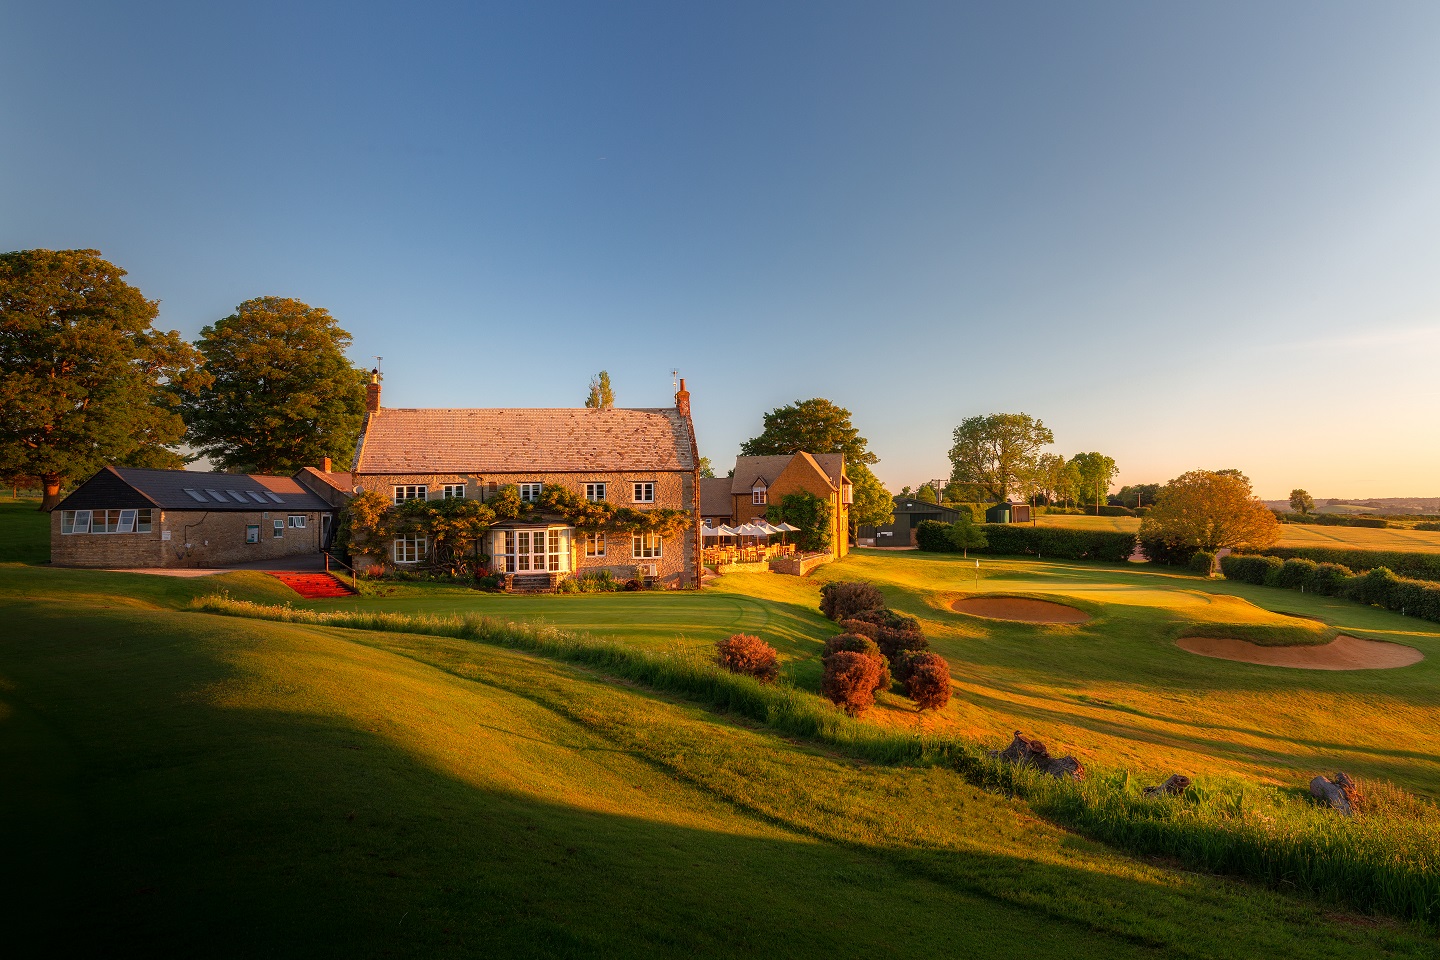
top-left (3, 598), bottom-right (1422, 959)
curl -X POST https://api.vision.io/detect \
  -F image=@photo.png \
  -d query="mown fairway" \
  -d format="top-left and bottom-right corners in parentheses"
top-left (1035, 511), bottom-right (1440, 552)
top-left (2, 561), bottom-right (1437, 957)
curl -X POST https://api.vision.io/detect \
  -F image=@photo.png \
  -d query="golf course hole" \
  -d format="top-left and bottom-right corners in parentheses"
top-left (951, 596), bottom-right (1091, 624)
top-left (1176, 635), bottom-right (1423, 671)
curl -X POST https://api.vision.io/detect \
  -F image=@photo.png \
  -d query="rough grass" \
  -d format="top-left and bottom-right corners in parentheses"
top-left (0, 499), bottom-right (50, 564)
top-left (10, 575), bottom-right (1439, 955)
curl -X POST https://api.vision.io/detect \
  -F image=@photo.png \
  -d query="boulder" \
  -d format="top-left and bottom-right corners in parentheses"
top-left (990, 731), bottom-right (1085, 781)
top-left (1143, 774), bottom-right (1191, 797)
top-left (1309, 771), bottom-right (1362, 816)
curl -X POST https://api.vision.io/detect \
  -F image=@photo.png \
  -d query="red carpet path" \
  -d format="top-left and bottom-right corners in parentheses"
top-left (269, 572), bottom-right (357, 598)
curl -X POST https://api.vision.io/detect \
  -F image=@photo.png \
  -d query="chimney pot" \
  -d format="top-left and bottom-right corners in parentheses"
top-left (322, 456), bottom-right (332, 473)
top-left (675, 378), bottom-right (691, 418)
top-left (365, 379), bottom-right (382, 414)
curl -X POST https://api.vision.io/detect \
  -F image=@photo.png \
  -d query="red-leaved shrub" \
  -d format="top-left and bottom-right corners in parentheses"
top-left (838, 618), bottom-right (879, 640)
top-left (904, 652), bottom-right (951, 711)
top-left (819, 581), bottom-right (885, 622)
top-left (822, 633), bottom-right (891, 692)
top-left (875, 625), bottom-right (928, 662)
top-left (715, 634), bottom-right (780, 684)
top-left (822, 650), bottom-right (881, 716)
top-left (847, 607), bottom-right (919, 632)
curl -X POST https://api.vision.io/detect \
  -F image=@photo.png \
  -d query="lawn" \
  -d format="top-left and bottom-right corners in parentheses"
top-left (302, 552), bottom-right (1440, 795)
top-left (0, 499), bottom-right (50, 564)
top-left (1035, 511), bottom-right (1440, 552)
top-left (2, 562), bottom-right (1435, 957)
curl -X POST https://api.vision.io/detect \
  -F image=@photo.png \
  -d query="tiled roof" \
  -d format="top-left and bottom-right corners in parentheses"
top-left (58, 467), bottom-right (335, 512)
top-left (729, 452), bottom-right (847, 494)
top-left (295, 467), bottom-right (354, 492)
top-left (700, 478), bottom-right (733, 516)
top-left (729, 455), bottom-right (796, 494)
top-left (355, 407), bottom-right (696, 474)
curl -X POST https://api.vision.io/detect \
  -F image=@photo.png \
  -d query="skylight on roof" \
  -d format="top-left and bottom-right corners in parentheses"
top-left (265, 492), bottom-right (284, 503)
top-left (246, 491), bottom-right (267, 504)
top-left (183, 488), bottom-right (208, 503)
top-left (205, 489), bottom-right (228, 503)
top-left (227, 490), bottom-right (247, 503)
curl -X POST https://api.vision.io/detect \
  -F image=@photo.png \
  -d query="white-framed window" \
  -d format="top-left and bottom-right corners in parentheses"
top-left (548, 529), bottom-right (562, 572)
top-left (441, 484), bottom-right (466, 499)
top-left (287, 515), bottom-right (306, 528)
top-left (393, 535), bottom-right (428, 563)
top-left (496, 528), bottom-right (569, 573)
top-left (519, 483), bottom-right (543, 503)
top-left (246, 525), bottom-right (260, 544)
top-left (752, 481), bottom-right (767, 505)
top-left (633, 481), bottom-right (655, 503)
top-left (632, 532), bottom-right (663, 559)
top-left (842, 482), bottom-right (853, 505)
top-left (393, 485), bottom-right (428, 504)
top-left (585, 532), bottom-right (606, 557)
top-left (136, 509), bottom-right (152, 532)
top-left (61, 509), bottom-right (92, 535)
top-left (273, 520), bottom-right (284, 539)
top-left (585, 482), bottom-right (606, 502)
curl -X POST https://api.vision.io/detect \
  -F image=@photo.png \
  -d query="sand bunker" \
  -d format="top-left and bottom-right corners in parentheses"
top-left (1176, 635), bottom-right (1423, 671)
top-left (951, 596), bottom-right (1090, 624)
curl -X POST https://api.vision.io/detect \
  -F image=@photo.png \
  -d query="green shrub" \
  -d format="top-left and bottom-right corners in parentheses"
top-left (847, 607), bottom-right (920, 633)
top-left (1277, 557), bottom-right (1319, 591)
top-left (821, 650), bottom-right (881, 716)
top-left (1139, 537), bottom-right (1197, 566)
top-left (976, 525), bottom-right (1136, 562)
top-left (1276, 512), bottom-right (1389, 528)
top-left (915, 519), bottom-right (953, 552)
top-left (822, 633), bottom-right (890, 692)
top-left (1219, 554), bottom-right (1283, 585)
top-left (1188, 550), bottom-right (1216, 576)
top-left (905, 653), bottom-right (952, 711)
top-left (1347, 567), bottom-right (1401, 608)
top-left (1416, 521), bottom-right (1440, 532)
top-left (1092, 504), bottom-right (1135, 517)
top-left (819, 581), bottom-right (884, 621)
top-left (715, 634), bottom-right (780, 683)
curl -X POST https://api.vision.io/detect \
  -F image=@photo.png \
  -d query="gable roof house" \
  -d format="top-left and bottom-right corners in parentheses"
top-left (51, 467), bottom-right (337, 569)
top-left (725, 452), bottom-right (852, 559)
top-left (350, 378), bottom-right (701, 588)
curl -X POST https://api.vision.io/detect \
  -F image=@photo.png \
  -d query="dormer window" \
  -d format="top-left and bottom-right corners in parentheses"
top-left (841, 481), bottom-right (853, 505)
top-left (752, 480), bottom-right (767, 505)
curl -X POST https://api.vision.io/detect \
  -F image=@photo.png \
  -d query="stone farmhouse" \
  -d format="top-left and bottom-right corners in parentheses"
top-left (51, 466), bottom-right (336, 568)
top-left (350, 378), bottom-right (702, 588)
top-left (711, 452), bottom-right (852, 559)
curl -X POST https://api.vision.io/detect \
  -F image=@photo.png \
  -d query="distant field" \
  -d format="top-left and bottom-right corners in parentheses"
top-left (1035, 512), bottom-right (1440, 552)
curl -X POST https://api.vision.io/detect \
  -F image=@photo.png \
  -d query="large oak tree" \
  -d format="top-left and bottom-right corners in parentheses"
top-left (946, 413), bottom-right (1053, 502)
top-left (740, 398), bottom-right (894, 531)
top-left (1070, 451), bottom-right (1119, 510)
top-left (1140, 469), bottom-right (1279, 552)
top-left (0, 249), bottom-right (205, 509)
top-left (181, 297), bottom-right (368, 474)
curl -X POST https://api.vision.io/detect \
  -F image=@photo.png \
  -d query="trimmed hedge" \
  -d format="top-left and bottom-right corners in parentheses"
top-left (1275, 512), bottom-right (1390, 528)
top-left (1220, 555), bottom-right (1440, 624)
top-left (1239, 546), bottom-right (1440, 584)
top-left (1188, 550), bottom-right (1216, 576)
top-left (1139, 537), bottom-right (1198, 566)
top-left (918, 520), bottom-right (1135, 563)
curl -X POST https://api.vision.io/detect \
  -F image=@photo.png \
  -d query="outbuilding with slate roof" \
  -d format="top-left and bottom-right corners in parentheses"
top-left (51, 466), bottom-right (336, 569)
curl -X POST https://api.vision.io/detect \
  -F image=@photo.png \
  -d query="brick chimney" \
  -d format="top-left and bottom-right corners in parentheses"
top-left (321, 456), bottom-right (332, 473)
top-left (675, 378), bottom-right (690, 418)
top-left (366, 369), bottom-right (382, 414)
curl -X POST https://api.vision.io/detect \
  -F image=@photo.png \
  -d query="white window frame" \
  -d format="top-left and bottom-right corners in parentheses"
top-left (842, 482), bottom-right (853, 505)
top-left (393, 534), bottom-right (428, 564)
top-left (585, 532), bottom-right (606, 557)
top-left (393, 485), bottom-right (428, 505)
top-left (519, 483), bottom-right (543, 503)
top-left (633, 481), bottom-right (655, 504)
top-left (136, 508), bottom-right (153, 533)
top-left (752, 482), bottom-right (767, 506)
top-left (585, 482), bottom-right (606, 502)
top-left (246, 525), bottom-right (260, 544)
top-left (272, 519), bottom-right (285, 539)
top-left (287, 515), bottom-right (306, 528)
top-left (61, 510), bottom-right (91, 535)
top-left (441, 484), bottom-right (466, 499)
top-left (632, 532), bottom-right (663, 559)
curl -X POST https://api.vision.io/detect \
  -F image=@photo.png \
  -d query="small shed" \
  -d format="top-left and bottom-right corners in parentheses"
top-left (859, 497), bottom-right (968, 546)
top-left (985, 501), bottom-right (1031, 524)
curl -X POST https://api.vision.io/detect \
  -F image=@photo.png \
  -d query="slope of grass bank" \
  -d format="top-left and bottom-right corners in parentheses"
top-left (1, 571), bottom-right (1434, 956)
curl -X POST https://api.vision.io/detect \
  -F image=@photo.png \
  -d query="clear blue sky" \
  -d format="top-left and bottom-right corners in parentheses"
top-left (5, 1), bottom-right (1439, 498)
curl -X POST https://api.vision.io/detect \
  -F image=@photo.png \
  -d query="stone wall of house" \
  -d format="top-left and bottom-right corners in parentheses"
top-left (354, 470), bottom-right (698, 586)
top-left (52, 509), bottom-right (328, 568)
top-left (732, 481), bottom-right (849, 558)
